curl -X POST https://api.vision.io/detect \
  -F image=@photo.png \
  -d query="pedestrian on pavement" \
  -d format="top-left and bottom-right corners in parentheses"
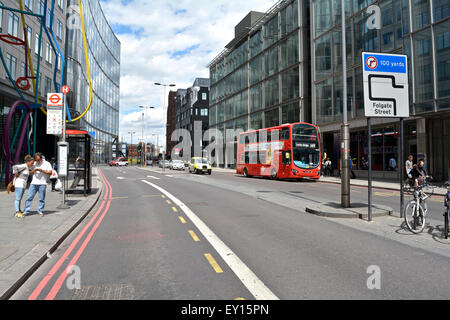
top-left (50, 157), bottom-right (58, 192)
top-left (405, 155), bottom-right (414, 179)
top-left (349, 158), bottom-right (356, 179)
top-left (23, 153), bottom-right (53, 217)
top-left (361, 156), bottom-right (368, 170)
top-left (12, 155), bottom-right (35, 218)
top-left (325, 158), bottom-right (332, 176)
top-left (388, 157), bottom-right (397, 171)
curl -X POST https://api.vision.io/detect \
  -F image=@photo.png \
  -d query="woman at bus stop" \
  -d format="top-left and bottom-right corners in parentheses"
top-left (12, 155), bottom-right (35, 218)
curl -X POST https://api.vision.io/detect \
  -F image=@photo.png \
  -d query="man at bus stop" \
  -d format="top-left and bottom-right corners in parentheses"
top-left (23, 153), bottom-right (53, 217)
top-left (70, 157), bottom-right (85, 189)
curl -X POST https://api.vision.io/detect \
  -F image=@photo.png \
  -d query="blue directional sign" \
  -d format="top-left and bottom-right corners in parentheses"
top-left (363, 52), bottom-right (409, 118)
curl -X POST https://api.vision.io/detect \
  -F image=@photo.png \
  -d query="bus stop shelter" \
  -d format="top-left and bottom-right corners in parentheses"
top-left (65, 130), bottom-right (92, 195)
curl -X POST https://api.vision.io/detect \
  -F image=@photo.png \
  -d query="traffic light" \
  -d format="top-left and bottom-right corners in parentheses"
top-left (137, 144), bottom-right (142, 153)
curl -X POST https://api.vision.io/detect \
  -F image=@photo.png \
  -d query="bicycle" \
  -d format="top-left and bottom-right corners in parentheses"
top-left (443, 181), bottom-right (450, 239)
top-left (404, 180), bottom-right (432, 234)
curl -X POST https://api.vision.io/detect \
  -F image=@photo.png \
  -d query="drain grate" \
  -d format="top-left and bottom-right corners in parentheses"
top-left (72, 283), bottom-right (135, 300)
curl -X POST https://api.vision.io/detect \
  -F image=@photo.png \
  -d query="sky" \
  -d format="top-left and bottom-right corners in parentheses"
top-left (98, 0), bottom-right (276, 148)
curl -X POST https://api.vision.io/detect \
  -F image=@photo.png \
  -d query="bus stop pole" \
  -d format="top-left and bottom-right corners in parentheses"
top-left (368, 117), bottom-right (372, 222)
top-left (400, 118), bottom-right (405, 218)
top-left (57, 92), bottom-right (70, 210)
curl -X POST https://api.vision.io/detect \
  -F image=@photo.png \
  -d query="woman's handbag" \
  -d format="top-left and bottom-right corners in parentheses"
top-left (7, 180), bottom-right (15, 194)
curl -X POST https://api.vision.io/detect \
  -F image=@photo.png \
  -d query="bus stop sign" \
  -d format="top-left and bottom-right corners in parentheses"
top-left (363, 52), bottom-right (409, 118)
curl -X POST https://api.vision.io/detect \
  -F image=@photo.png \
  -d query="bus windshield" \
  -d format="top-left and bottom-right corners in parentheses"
top-left (292, 124), bottom-right (320, 169)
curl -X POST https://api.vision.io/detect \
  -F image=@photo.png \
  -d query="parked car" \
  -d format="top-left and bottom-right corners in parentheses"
top-left (159, 160), bottom-right (170, 168)
top-left (188, 157), bottom-right (212, 175)
top-left (171, 160), bottom-right (185, 171)
top-left (109, 157), bottom-right (129, 167)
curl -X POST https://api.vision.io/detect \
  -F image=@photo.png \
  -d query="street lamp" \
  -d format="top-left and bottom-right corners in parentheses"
top-left (154, 82), bottom-right (176, 171)
top-left (139, 106), bottom-right (156, 166)
top-left (128, 131), bottom-right (136, 161)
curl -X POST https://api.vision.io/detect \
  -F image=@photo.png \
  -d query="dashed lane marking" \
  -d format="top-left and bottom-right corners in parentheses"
top-left (204, 253), bottom-right (223, 273)
top-left (172, 207), bottom-right (178, 213)
top-left (188, 230), bottom-right (200, 242)
top-left (141, 179), bottom-right (279, 300)
top-left (179, 216), bottom-right (187, 224)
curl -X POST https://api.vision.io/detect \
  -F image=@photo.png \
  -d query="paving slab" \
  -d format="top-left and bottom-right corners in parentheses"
top-left (306, 202), bottom-right (393, 220)
top-left (0, 167), bottom-right (103, 299)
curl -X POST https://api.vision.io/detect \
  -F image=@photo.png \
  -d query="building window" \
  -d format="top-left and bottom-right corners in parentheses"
top-left (25, 0), bottom-right (33, 11)
top-left (433, 0), bottom-right (450, 21)
top-left (264, 76), bottom-right (279, 108)
top-left (282, 101), bottom-right (300, 124)
top-left (435, 20), bottom-right (450, 98)
top-left (282, 67), bottom-right (299, 102)
top-left (202, 92), bottom-right (207, 100)
top-left (45, 42), bottom-right (52, 63)
top-left (314, 0), bottom-right (331, 37)
top-left (6, 54), bottom-right (17, 79)
top-left (56, 19), bottom-right (63, 39)
top-left (7, 12), bottom-right (19, 37)
top-left (265, 108), bottom-right (279, 128)
top-left (37, 0), bottom-right (44, 16)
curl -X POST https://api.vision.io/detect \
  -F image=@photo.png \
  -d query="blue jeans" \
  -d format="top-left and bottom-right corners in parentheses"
top-left (15, 188), bottom-right (25, 213)
top-left (24, 184), bottom-right (47, 214)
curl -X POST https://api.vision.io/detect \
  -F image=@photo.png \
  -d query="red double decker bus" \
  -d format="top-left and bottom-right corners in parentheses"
top-left (236, 123), bottom-right (321, 180)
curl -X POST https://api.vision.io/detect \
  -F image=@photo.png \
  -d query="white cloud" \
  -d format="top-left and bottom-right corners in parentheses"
top-left (99, 0), bottom-right (276, 146)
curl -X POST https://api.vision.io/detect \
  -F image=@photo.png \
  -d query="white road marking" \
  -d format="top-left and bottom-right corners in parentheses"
top-left (141, 179), bottom-right (279, 300)
top-left (147, 176), bottom-right (160, 180)
top-left (117, 177), bottom-right (125, 180)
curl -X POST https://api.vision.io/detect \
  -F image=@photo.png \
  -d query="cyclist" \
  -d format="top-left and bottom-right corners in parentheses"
top-left (409, 159), bottom-right (429, 188)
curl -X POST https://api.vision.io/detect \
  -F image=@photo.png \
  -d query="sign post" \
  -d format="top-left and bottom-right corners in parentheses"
top-left (363, 52), bottom-right (409, 221)
top-left (57, 85), bottom-right (71, 210)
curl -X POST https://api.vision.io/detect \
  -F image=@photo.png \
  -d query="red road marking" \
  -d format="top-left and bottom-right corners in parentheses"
top-left (44, 171), bottom-right (113, 300)
top-left (28, 169), bottom-right (111, 300)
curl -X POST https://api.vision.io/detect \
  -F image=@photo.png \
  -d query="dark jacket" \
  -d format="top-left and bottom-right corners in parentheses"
top-left (410, 166), bottom-right (427, 179)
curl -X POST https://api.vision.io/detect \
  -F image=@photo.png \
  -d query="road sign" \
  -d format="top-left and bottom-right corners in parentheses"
top-left (47, 93), bottom-right (63, 107)
top-left (61, 85), bottom-right (70, 95)
top-left (363, 52), bottom-right (409, 118)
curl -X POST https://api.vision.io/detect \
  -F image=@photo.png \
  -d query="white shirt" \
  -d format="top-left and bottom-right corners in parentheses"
top-left (405, 160), bottom-right (413, 173)
top-left (13, 164), bottom-right (30, 189)
top-left (31, 160), bottom-right (52, 185)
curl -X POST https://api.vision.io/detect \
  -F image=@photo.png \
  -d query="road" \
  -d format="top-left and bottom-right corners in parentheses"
top-left (13, 166), bottom-right (450, 300)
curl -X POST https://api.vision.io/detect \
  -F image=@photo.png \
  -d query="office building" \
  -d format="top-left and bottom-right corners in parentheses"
top-left (208, 0), bottom-right (310, 168)
top-left (311, 0), bottom-right (450, 181)
top-left (175, 78), bottom-right (210, 158)
top-left (65, 0), bottom-right (120, 164)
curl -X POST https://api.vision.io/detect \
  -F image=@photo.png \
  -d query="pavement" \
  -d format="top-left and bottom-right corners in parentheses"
top-left (0, 167), bottom-right (103, 299)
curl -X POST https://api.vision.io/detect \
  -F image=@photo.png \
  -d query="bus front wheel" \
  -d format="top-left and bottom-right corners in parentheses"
top-left (271, 169), bottom-right (277, 180)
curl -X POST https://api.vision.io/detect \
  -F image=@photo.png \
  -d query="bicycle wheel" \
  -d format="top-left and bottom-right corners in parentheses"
top-left (445, 209), bottom-right (449, 240)
top-left (404, 201), bottom-right (426, 234)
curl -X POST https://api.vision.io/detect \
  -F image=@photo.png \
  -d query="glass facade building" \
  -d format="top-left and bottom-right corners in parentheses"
top-left (311, 0), bottom-right (450, 181)
top-left (66, 0), bottom-right (120, 164)
top-left (208, 0), bottom-right (310, 168)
